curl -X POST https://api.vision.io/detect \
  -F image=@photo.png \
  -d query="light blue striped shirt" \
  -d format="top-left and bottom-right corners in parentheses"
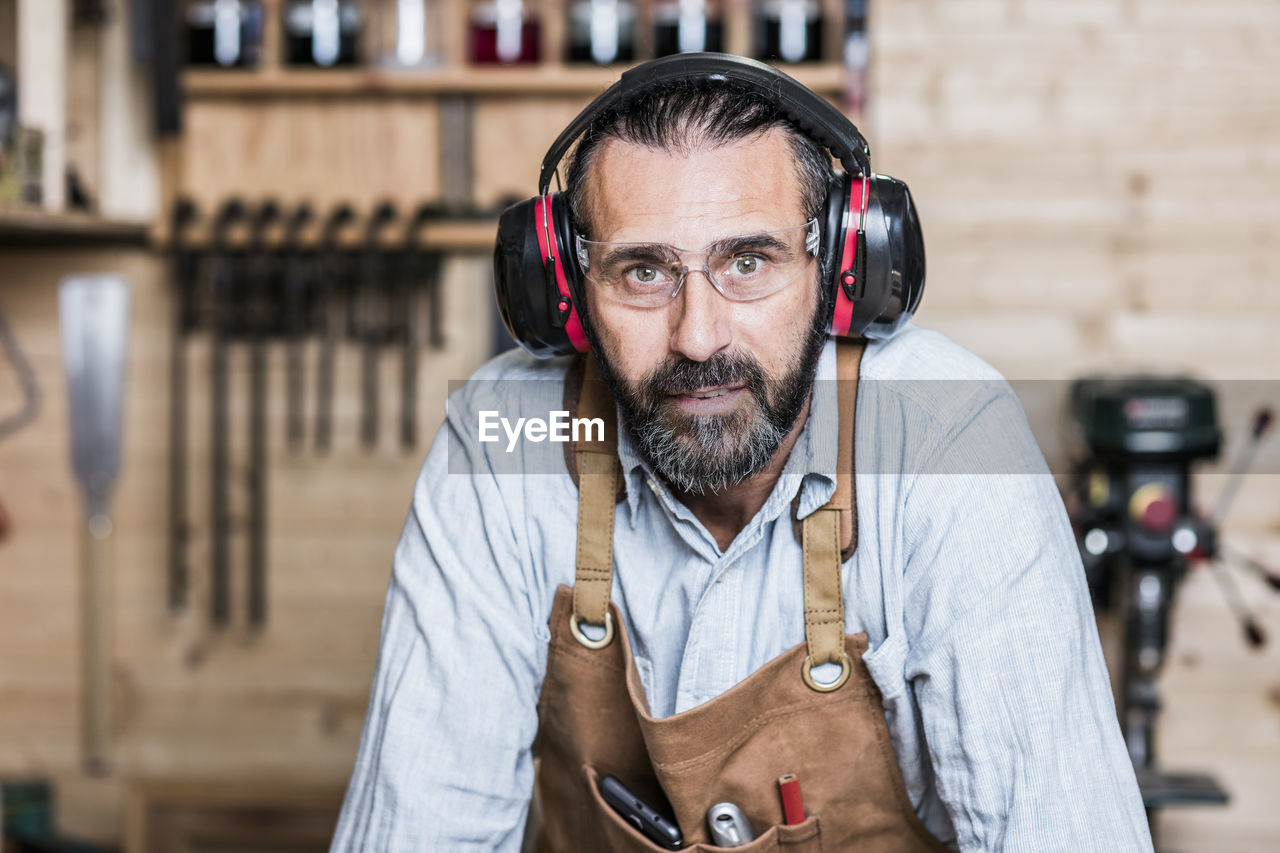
top-left (332, 324), bottom-right (1154, 852)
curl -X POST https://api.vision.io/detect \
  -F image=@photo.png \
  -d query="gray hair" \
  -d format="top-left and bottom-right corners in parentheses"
top-left (563, 77), bottom-right (837, 244)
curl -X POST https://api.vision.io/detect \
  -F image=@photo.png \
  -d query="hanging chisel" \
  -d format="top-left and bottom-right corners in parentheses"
top-left (358, 202), bottom-right (399, 450)
top-left (315, 203), bottom-right (355, 454)
top-left (283, 202), bottom-right (314, 451)
top-left (209, 199), bottom-right (245, 628)
top-left (246, 199), bottom-right (280, 630)
top-left (167, 199), bottom-right (199, 613)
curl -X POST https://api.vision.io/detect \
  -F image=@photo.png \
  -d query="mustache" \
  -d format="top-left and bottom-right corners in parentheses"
top-left (639, 352), bottom-right (768, 405)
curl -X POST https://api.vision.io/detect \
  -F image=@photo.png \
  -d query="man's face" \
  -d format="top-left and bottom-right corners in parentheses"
top-left (581, 127), bottom-right (827, 494)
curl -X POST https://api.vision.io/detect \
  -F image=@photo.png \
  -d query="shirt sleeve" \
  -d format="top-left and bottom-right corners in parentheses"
top-left (900, 385), bottom-right (1154, 852)
top-left (330, 396), bottom-right (546, 851)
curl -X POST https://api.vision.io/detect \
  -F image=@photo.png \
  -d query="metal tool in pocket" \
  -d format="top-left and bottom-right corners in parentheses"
top-left (706, 802), bottom-right (755, 847)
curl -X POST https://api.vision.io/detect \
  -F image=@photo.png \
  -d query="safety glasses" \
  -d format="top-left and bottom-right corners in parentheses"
top-left (575, 219), bottom-right (819, 308)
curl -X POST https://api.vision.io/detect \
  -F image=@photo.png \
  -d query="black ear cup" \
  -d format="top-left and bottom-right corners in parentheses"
top-left (822, 173), bottom-right (925, 340)
top-left (551, 194), bottom-right (584, 302)
top-left (860, 175), bottom-right (925, 339)
top-left (494, 194), bottom-right (591, 358)
top-left (495, 198), bottom-right (570, 358)
top-left (819, 173), bottom-right (853, 330)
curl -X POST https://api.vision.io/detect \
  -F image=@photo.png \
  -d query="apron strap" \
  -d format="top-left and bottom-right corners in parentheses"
top-left (571, 355), bottom-right (621, 649)
top-left (799, 338), bottom-right (864, 691)
top-left (834, 339), bottom-right (864, 560)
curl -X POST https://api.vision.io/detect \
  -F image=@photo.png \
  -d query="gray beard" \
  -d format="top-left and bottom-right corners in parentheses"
top-left (592, 300), bottom-right (828, 496)
top-left (630, 368), bottom-right (790, 495)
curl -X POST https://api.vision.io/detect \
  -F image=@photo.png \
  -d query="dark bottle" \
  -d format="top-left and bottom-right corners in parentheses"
top-left (565, 0), bottom-right (636, 65)
top-left (186, 0), bottom-right (264, 68)
top-left (843, 0), bottom-right (869, 113)
top-left (283, 0), bottom-right (361, 68)
top-left (757, 0), bottom-right (823, 64)
top-left (653, 0), bottom-right (723, 56)
top-left (469, 0), bottom-right (541, 64)
top-left (0, 61), bottom-right (15, 151)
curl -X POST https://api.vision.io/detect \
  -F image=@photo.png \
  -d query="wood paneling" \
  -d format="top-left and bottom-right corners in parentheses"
top-left (181, 99), bottom-right (443, 211)
top-left (0, 245), bottom-right (492, 841)
top-left (871, 5), bottom-right (1280, 843)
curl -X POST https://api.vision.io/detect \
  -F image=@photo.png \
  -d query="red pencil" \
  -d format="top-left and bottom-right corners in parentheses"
top-left (778, 774), bottom-right (805, 825)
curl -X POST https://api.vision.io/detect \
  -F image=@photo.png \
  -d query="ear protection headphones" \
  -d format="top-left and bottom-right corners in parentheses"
top-left (493, 52), bottom-right (925, 359)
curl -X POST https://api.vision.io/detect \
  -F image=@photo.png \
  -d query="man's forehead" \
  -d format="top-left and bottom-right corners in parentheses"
top-left (586, 129), bottom-right (809, 245)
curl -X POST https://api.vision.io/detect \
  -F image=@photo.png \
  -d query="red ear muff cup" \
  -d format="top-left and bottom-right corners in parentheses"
top-left (494, 198), bottom-right (576, 358)
top-left (820, 174), bottom-right (851, 337)
top-left (493, 196), bottom-right (590, 358)
top-left (854, 176), bottom-right (925, 337)
top-left (827, 174), bottom-right (859, 338)
top-left (826, 173), bottom-right (926, 339)
top-left (536, 193), bottom-right (590, 353)
top-left (847, 177), bottom-right (893, 337)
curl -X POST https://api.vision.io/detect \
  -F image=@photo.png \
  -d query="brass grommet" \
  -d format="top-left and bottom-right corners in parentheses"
top-left (801, 652), bottom-right (851, 692)
top-left (569, 611), bottom-right (615, 650)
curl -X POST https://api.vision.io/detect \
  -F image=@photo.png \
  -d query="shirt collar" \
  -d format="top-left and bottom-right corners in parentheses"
top-left (614, 337), bottom-right (841, 528)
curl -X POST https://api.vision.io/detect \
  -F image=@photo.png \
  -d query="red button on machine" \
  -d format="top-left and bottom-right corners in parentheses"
top-left (1129, 483), bottom-right (1178, 532)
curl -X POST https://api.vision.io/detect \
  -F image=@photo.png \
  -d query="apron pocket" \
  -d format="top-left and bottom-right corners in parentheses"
top-left (582, 766), bottom-right (823, 852)
top-left (700, 815), bottom-right (822, 852)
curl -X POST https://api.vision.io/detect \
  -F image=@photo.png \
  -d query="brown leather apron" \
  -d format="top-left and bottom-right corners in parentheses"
top-left (532, 341), bottom-right (952, 852)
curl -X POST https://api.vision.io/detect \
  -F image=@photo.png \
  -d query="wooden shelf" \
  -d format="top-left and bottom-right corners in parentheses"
top-left (183, 64), bottom-right (849, 98)
top-left (169, 217), bottom-right (498, 252)
top-left (0, 208), bottom-right (151, 247)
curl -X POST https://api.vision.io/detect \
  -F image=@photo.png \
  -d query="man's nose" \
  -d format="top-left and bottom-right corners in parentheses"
top-left (669, 268), bottom-right (732, 363)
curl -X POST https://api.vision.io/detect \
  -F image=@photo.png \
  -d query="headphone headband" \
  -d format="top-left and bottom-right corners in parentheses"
top-left (537, 53), bottom-right (873, 195)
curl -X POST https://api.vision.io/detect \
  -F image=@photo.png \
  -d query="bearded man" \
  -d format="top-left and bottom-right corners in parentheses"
top-left (332, 55), bottom-right (1153, 852)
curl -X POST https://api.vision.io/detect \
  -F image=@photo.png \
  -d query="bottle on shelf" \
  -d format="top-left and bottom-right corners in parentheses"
top-left (371, 0), bottom-right (444, 69)
top-left (843, 0), bottom-right (868, 114)
top-left (756, 0), bottom-right (823, 64)
top-left (469, 0), bottom-right (541, 64)
top-left (565, 0), bottom-right (637, 65)
top-left (653, 0), bottom-right (723, 56)
top-left (185, 0), bottom-right (264, 68)
top-left (283, 0), bottom-right (362, 68)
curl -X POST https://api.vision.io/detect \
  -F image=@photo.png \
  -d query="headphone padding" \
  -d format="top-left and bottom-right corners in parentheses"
top-left (495, 198), bottom-right (579, 358)
top-left (861, 176), bottom-right (925, 338)
top-left (820, 173), bottom-right (851, 330)
top-left (847, 176), bottom-right (893, 337)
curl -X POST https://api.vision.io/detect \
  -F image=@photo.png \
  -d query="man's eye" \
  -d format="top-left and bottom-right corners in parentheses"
top-left (627, 266), bottom-right (661, 285)
top-left (733, 256), bottom-right (762, 275)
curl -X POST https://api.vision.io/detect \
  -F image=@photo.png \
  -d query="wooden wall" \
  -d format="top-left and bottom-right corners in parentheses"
top-left (870, 1), bottom-right (1280, 848)
top-left (0, 246), bottom-right (493, 842)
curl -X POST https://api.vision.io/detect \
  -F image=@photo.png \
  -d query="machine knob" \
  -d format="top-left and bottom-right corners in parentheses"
top-left (1129, 483), bottom-right (1178, 532)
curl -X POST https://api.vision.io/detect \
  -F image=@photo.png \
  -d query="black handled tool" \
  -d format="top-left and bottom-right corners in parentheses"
top-left (209, 199), bottom-right (245, 627)
top-left (167, 199), bottom-right (199, 613)
top-left (283, 203), bottom-right (314, 452)
top-left (246, 200), bottom-right (280, 630)
top-left (315, 204), bottom-right (355, 453)
top-left (358, 202), bottom-right (399, 450)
